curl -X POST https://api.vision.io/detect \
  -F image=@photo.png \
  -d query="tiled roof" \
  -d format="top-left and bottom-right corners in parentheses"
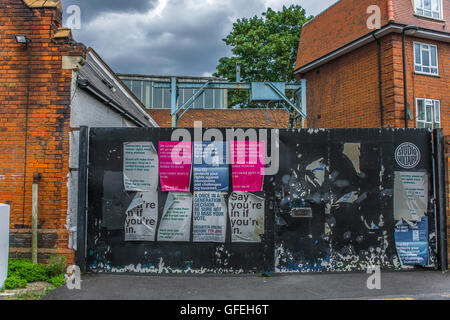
top-left (22, 0), bottom-right (62, 11)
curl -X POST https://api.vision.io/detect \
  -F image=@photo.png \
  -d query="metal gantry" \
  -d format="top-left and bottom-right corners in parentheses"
top-left (152, 77), bottom-right (307, 128)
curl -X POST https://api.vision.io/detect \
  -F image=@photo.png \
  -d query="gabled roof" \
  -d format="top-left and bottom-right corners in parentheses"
top-left (77, 48), bottom-right (159, 128)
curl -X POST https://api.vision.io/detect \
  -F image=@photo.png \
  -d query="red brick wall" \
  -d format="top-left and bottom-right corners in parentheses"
top-left (300, 37), bottom-right (391, 128)
top-left (300, 33), bottom-right (450, 132)
top-left (148, 109), bottom-right (290, 128)
top-left (296, 0), bottom-right (389, 69)
top-left (0, 0), bottom-right (85, 263)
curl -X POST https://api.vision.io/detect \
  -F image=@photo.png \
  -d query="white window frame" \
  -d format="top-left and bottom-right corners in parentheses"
top-left (416, 98), bottom-right (441, 129)
top-left (414, 0), bottom-right (443, 19)
top-left (413, 42), bottom-right (439, 76)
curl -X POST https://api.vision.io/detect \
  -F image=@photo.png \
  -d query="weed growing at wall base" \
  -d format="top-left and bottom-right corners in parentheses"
top-left (3, 257), bottom-right (67, 290)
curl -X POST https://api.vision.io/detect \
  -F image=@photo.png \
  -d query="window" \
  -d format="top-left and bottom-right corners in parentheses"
top-left (415, 0), bottom-right (442, 19)
top-left (416, 98), bottom-right (440, 129)
top-left (414, 42), bottom-right (438, 75)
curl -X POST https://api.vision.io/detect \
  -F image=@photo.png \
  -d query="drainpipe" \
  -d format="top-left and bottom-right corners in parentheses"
top-left (32, 173), bottom-right (42, 264)
top-left (373, 32), bottom-right (384, 128)
top-left (402, 25), bottom-right (418, 128)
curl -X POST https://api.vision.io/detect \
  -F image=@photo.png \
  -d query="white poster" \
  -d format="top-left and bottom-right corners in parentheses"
top-left (124, 142), bottom-right (158, 191)
top-left (394, 171), bottom-right (428, 222)
top-left (125, 192), bottom-right (158, 242)
top-left (193, 192), bottom-right (227, 243)
top-left (157, 192), bottom-right (192, 242)
top-left (228, 192), bottom-right (265, 243)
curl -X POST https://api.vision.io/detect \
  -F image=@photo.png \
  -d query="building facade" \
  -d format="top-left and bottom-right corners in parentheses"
top-left (295, 0), bottom-right (449, 133)
top-left (0, 0), bottom-right (156, 263)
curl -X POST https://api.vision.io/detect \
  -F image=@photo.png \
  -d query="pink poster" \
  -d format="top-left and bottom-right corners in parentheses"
top-left (159, 142), bottom-right (192, 192)
top-left (230, 141), bottom-right (265, 192)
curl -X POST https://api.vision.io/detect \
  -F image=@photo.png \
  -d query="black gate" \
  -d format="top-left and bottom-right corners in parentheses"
top-left (77, 127), bottom-right (446, 274)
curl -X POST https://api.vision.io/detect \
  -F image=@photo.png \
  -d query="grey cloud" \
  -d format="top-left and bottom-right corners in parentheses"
top-left (61, 0), bottom-right (157, 23)
top-left (62, 0), bottom-right (338, 77)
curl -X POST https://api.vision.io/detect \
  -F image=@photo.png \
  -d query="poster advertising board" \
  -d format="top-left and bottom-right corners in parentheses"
top-left (394, 217), bottom-right (429, 266)
top-left (157, 192), bottom-right (192, 242)
top-left (123, 142), bottom-right (158, 191)
top-left (228, 192), bottom-right (265, 243)
top-left (393, 171), bottom-right (428, 222)
top-left (125, 192), bottom-right (158, 242)
top-left (193, 141), bottom-right (229, 192)
top-left (159, 142), bottom-right (192, 192)
top-left (230, 141), bottom-right (265, 192)
top-left (193, 192), bottom-right (227, 243)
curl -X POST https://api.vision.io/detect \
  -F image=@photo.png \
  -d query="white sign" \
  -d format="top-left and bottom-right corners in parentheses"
top-left (228, 192), bottom-right (265, 243)
top-left (124, 142), bottom-right (158, 191)
top-left (158, 192), bottom-right (192, 242)
top-left (125, 192), bottom-right (158, 241)
top-left (394, 171), bottom-right (428, 222)
top-left (395, 143), bottom-right (421, 169)
top-left (193, 192), bottom-right (227, 243)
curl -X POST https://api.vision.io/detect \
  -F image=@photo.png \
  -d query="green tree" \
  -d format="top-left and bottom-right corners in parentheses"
top-left (214, 5), bottom-right (312, 108)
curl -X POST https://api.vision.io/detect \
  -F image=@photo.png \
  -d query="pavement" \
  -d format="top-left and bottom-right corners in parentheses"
top-left (42, 270), bottom-right (450, 300)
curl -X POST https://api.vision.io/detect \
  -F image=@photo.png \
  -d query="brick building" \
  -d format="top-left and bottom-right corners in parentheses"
top-left (295, 0), bottom-right (449, 265)
top-left (295, 0), bottom-right (449, 133)
top-left (0, 0), bottom-right (157, 263)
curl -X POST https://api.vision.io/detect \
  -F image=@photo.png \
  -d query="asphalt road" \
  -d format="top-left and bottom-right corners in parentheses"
top-left (42, 271), bottom-right (450, 300)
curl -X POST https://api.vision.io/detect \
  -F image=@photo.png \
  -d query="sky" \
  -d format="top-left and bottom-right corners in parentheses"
top-left (61, 0), bottom-right (338, 77)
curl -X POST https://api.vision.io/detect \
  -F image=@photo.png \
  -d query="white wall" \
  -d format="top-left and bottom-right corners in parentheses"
top-left (67, 74), bottom-right (137, 250)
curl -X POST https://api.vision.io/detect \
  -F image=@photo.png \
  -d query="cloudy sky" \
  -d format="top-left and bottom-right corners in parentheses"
top-left (61, 0), bottom-right (338, 77)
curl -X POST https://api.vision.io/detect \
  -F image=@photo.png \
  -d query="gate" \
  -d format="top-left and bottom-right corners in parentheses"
top-left (76, 127), bottom-right (447, 274)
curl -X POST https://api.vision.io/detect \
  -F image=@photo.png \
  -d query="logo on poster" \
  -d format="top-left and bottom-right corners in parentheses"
top-left (395, 143), bottom-right (420, 169)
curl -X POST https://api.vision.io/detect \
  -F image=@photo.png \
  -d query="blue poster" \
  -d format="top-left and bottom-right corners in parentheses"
top-left (394, 217), bottom-right (429, 266)
top-left (193, 142), bottom-right (229, 192)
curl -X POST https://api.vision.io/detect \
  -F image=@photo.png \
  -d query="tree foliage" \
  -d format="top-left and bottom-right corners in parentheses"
top-left (214, 5), bottom-right (312, 108)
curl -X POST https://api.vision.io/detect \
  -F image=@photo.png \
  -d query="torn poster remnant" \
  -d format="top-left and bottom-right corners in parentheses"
top-left (394, 217), bottom-right (429, 266)
top-left (393, 171), bottom-right (428, 222)
top-left (228, 192), bottom-right (265, 243)
top-left (123, 142), bottom-right (158, 191)
top-left (193, 192), bottom-right (227, 243)
top-left (157, 192), bottom-right (192, 242)
top-left (125, 192), bottom-right (158, 241)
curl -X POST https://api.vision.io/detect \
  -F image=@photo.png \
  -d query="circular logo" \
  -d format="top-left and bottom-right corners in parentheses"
top-left (395, 143), bottom-right (421, 169)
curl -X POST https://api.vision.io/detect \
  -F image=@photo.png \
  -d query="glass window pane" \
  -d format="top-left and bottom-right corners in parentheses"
top-left (194, 90), bottom-right (204, 109)
top-left (434, 101), bottom-right (440, 122)
top-left (163, 88), bottom-right (171, 109)
top-left (205, 90), bottom-right (214, 109)
top-left (417, 122), bottom-right (425, 128)
top-left (143, 82), bottom-right (152, 109)
top-left (432, 0), bottom-right (440, 11)
top-left (153, 88), bottom-right (163, 109)
top-left (423, 66), bottom-right (430, 73)
top-left (132, 80), bottom-right (142, 101)
top-left (417, 99), bottom-right (425, 121)
top-left (417, 8), bottom-right (424, 15)
top-left (414, 44), bottom-right (421, 64)
top-left (426, 104), bottom-right (433, 123)
top-left (122, 79), bottom-right (132, 90)
top-left (214, 90), bottom-right (223, 109)
top-left (424, 0), bottom-right (431, 10)
top-left (422, 49), bottom-right (430, 67)
top-left (431, 46), bottom-right (437, 67)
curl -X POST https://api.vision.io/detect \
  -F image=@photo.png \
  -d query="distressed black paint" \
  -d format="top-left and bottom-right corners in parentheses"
top-left (84, 128), bottom-right (438, 274)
